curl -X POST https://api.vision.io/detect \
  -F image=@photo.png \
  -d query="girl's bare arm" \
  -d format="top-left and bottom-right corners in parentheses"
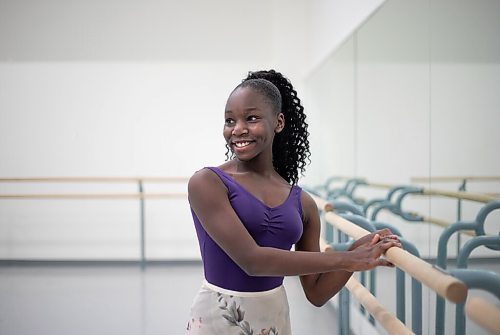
top-left (189, 169), bottom-right (399, 279)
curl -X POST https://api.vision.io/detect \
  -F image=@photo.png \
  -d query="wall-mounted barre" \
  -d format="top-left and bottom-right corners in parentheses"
top-left (311, 194), bottom-right (468, 304)
top-left (312, 193), bottom-right (472, 236)
top-left (0, 177), bottom-right (189, 183)
top-left (418, 216), bottom-right (475, 237)
top-left (362, 182), bottom-right (497, 203)
top-left (319, 237), bottom-right (413, 335)
top-left (366, 185), bottom-right (487, 235)
top-left (411, 176), bottom-right (500, 183)
top-left (465, 297), bottom-right (500, 335)
top-left (334, 178), bottom-right (498, 202)
top-left (0, 176), bottom-right (189, 269)
top-left (0, 193), bottom-right (187, 199)
top-left (421, 189), bottom-right (497, 203)
top-left (0, 177), bottom-right (189, 198)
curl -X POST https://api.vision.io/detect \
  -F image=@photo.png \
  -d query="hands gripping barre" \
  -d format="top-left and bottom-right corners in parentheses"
top-left (311, 194), bottom-right (468, 304)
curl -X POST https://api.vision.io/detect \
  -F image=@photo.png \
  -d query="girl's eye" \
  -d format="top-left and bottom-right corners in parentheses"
top-left (248, 115), bottom-right (259, 122)
top-left (225, 118), bottom-right (235, 126)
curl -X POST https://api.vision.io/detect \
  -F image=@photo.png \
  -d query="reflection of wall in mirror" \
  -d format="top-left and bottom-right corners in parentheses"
top-left (303, 0), bottom-right (500, 259)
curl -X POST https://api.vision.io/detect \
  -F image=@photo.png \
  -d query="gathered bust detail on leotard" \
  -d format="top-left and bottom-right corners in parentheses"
top-left (190, 167), bottom-right (304, 292)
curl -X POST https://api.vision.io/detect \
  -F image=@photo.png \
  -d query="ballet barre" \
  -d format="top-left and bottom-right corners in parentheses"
top-left (421, 189), bottom-right (497, 203)
top-left (312, 194), bottom-right (333, 212)
top-left (0, 177), bottom-right (189, 183)
top-left (345, 277), bottom-right (413, 335)
top-left (311, 194), bottom-right (468, 304)
top-left (0, 176), bottom-right (189, 269)
top-left (322, 179), bottom-right (492, 236)
top-left (327, 178), bottom-right (498, 202)
top-left (361, 182), bottom-right (497, 203)
top-left (0, 193), bottom-right (186, 199)
top-left (411, 176), bottom-right (500, 183)
top-left (320, 237), bottom-right (414, 335)
top-left (324, 211), bottom-right (467, 303)
top-left (465, 297), bottom-right (500, 335)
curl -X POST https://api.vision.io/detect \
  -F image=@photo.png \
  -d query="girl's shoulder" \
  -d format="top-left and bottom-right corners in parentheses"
top-left (299, 189), bottom-right (319, 223)
top-left (188, 167), bottom-right (229, 207)
top-left (188, 166), bottom-right (224, 191)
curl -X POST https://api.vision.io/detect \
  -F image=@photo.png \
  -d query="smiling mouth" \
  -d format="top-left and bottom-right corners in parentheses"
top-left (232, 141), bottom-right (254, 148)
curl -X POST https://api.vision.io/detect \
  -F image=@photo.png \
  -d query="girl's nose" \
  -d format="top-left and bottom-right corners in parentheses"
top-left (232, 121), bottom-right (248, 136)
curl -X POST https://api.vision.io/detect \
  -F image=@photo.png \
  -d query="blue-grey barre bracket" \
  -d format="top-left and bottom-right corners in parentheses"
top-left (435, 201), bottom-right (500, 335)
top-left (451, 269), bottom-right (500, 335)
top-left (139, 180), bottom-right (146, 270)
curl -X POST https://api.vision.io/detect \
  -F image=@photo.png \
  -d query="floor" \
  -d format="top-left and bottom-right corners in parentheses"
top-left (0, 259), bottom-right (498, 335)
top-left (0, 262), bottom-right (337, 335)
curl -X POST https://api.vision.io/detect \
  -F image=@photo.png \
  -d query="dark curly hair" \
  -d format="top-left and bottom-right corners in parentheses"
top-left (226, 70), bottom-right (310, 185)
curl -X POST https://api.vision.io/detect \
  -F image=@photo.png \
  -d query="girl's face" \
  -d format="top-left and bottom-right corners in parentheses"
top-left (223, 87), bottom-right (284, 162)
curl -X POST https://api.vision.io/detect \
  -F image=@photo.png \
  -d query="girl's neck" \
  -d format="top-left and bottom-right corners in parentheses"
top-left (232, 157), bottom-right (275, 177)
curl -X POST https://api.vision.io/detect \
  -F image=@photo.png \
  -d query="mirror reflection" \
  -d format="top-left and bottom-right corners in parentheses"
top-left (304, 1), bottom-right (499, 334)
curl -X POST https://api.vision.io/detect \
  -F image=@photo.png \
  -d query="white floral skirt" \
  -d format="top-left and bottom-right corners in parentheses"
top-left (186, 280), bottom-right (292, 335)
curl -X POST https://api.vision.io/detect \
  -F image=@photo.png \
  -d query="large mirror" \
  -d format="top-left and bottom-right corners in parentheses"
top-left (304, 0), bottom-right (500, 333)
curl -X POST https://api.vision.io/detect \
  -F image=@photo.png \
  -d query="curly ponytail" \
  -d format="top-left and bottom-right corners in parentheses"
top-left (244, 70), bottom-right (311, 185)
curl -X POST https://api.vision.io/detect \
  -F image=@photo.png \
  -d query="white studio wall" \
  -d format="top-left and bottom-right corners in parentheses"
top-left (306, 0), bottom-right (385, 75)
top-left (0, 0), bottom-right (299, 260)
top-left (303, 36), bottom-right (356, 186)
top-left (0, 62), bottom-right (266, 260)
top-left (0, 0), bottom-right (385, 260)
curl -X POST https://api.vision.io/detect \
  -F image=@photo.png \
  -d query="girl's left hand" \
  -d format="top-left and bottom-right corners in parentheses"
top-left (349, 228), bottom-right (401, 252)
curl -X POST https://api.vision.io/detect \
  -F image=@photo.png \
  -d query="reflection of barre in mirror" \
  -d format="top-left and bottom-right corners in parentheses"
top-left (310, 177), bottom-right (498, 219)
top-left (308, 177), bottom-right (500, 245)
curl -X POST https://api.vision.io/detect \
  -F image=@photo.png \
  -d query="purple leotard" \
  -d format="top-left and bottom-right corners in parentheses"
top-left (191, 167), bottom-right (304, 292)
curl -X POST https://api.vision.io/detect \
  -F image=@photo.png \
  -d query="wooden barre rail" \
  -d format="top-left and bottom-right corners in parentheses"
top-left (0, 177), bottom-right (189, 183)
top-left (327, 180), bottom-right (498, 202)
top-left (0, 176), bottom-right (190, 269)
top-left (360, 182), bottom-right (395, 189)
top-left (312, 194), bottom-right (474, 235)
top-left (324, 211), bottom-right (467, 303)
top-left (365, 184), bottom-right (497, 203)
top-left (421, 216), bottom-right (450, 229)
top-left (0, 177), bottom-right (190, 199)
top-left (421, 216), bottom-right (475, 237)
top-left (421, 189), bottom-right (497, 203)
top-left (465, 297), bottom-right (500, 335)
top-left (311, 194), bottom-right (468, 303)
top-left (412, 176), bottom-right (500, 183)
top-left (320, 237), bottom-right (413, 335)
top-left (0, 193), bottom-right (187, 199)
top-left (312, 195), bottom-right (334, 212)
top-left (345, 277), bottom-right (413, 335)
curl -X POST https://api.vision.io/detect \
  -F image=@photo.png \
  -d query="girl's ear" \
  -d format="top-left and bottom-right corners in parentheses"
top-left (275, 113), bottom-right (285, 133)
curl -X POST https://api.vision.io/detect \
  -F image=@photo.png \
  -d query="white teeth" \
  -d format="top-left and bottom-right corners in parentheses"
top-left (234, 142), bottom-right (250, 148)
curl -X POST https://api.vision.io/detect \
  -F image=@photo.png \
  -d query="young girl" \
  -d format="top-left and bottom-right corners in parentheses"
top-left (186, 70), bottom-right (400, 334)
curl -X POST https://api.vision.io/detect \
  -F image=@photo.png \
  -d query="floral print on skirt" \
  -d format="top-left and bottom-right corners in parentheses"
top-left (186, 280), bottom-right (292, 335)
